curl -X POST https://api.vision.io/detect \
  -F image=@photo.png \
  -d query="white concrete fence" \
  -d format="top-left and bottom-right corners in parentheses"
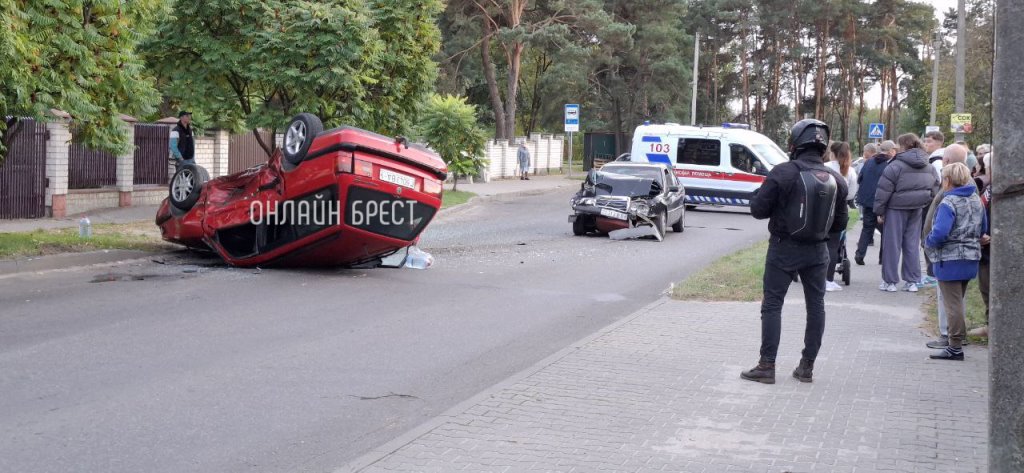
top-left (478, 134), bottom-right (564, 182)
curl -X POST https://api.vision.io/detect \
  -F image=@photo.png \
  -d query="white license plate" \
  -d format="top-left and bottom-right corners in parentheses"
top-left (380, 169), bottom-right (416, 189)
top-left (600, 208), bottom-right (628, 220)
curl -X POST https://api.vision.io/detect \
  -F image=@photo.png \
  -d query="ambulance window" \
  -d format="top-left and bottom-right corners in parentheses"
top-left (730, 144), bottom-right (757, 173)
top-left (677, 139), bottom-right (720, 166)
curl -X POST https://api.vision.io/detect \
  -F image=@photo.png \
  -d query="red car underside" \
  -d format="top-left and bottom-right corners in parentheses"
top-left (156, 127), bottom-right (447, 267)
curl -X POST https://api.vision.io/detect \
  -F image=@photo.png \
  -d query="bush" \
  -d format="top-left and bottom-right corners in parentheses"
top-left (418, 94), bottom-right (488, 191)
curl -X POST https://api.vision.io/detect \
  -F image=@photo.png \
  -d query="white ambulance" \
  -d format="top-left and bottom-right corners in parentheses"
top-left (627, 122), bottom-right (790, 207)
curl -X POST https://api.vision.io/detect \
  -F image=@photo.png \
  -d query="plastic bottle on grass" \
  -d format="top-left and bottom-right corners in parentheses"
top-left (79, 216), bottom-right (92, 238)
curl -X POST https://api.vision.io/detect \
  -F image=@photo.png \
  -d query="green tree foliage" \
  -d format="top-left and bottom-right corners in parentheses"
top-left (436, 0), bottom-right (959, 151)
top-left (144, 0), bottom-right (442, 156)
top-left (0, 0), bottom-right (166, 162)
top-left (417, 94), bottom-right (487, 192)
top-left (903, 0), bottom-right (993, 146)
top-left (441, 0), bottom-right (621, 140)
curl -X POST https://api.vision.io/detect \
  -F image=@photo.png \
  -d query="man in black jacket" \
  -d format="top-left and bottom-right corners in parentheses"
top-left (741, 119), bottom-right (849, 385)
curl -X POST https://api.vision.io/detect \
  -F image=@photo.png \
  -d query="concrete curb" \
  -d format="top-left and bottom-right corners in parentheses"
top-left (334, 297), bottom-right (670, 473)
top-left (0, 250), bottom-right (161, 277)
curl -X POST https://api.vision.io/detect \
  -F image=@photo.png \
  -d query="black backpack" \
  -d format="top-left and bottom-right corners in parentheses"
top-left (784, 160), bottom-right (838, 242)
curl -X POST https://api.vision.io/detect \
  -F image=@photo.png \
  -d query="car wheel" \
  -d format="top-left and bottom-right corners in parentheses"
top-left (572, 215), bottom-right (586, 236)
top-left (282, 113), bottom-right (324, 166)
top-left (654, 209), bottom-right (667, 240)
top-left (169, 164), bottom-right (209, 211)
top-left (672, 209), bottom-right (685, 233)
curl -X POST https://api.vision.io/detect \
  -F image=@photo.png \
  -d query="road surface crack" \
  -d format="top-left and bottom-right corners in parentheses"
top-left (349, 392), bottom-right (420, 401)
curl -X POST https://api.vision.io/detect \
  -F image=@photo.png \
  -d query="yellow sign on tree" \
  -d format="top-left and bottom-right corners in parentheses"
top-left (951, 114), bottom-right (974, 134)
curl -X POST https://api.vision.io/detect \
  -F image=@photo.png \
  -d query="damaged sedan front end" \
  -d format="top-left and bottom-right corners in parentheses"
top-left (568, 163), bottom-right (686, 241)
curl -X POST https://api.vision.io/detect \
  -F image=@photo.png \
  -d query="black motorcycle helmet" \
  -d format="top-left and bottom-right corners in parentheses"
top-left (788, 119), bottom-right (830, 158)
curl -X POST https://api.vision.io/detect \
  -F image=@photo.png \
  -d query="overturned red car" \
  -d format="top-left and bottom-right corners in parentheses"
top-left (156, 113), bottom-right (448, 267)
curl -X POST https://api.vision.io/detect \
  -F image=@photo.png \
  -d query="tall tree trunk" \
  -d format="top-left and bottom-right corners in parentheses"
top-left (889, 64), bottom-right (899, 134)
top-left (857, 77), bottom-right (866, 142)
top-left (741, 17), bottom-right (750, 121)
top-left (481, 22), bottom-right (507, 140)
top-left (503, 42), bottom-right (525, 139)
top-left (814, 20), bottom-right (830, 118)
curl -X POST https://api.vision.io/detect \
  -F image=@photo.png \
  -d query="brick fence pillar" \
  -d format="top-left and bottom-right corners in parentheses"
top-left (116, 125), bottom-right (135, 207)
top-left (211, 129), bottom-right (230, 178)
top-left (45, 120), bottom-right (71, 218)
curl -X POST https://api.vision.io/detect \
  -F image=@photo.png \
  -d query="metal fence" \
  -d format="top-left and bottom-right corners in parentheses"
top-left (68, 134), bottom-right (117, 189)
top-left (0, 119), bottom-right (48, 218)
top-left (229, 130), bottom-right (274, 174)
top-left (133, 123), bottom-right (170, 185)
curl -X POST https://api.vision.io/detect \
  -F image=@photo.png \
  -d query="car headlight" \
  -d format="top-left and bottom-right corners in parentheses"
top-left (579, 197), bottom-right (595, 206)
top-left (630, 201), bottom-right (650, 216)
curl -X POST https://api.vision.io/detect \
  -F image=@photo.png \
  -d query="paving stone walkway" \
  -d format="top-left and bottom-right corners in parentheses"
top-left (343, 274), bottom-right (988, 472)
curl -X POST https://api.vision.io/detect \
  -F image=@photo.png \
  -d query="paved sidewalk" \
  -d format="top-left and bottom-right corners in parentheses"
top-left (452, 174), bottom-right (578, 197)
top-left (0, 205), bottom-right (161, 233)
top-left (344, 261), bottom-right (988, 472)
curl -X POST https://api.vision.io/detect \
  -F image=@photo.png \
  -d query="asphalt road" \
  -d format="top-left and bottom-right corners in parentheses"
top-left (0, 189), bottom-right (766, 473)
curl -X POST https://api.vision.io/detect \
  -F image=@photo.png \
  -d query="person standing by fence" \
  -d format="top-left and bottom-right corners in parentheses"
top-left (517, 142), bottom-right (531, 180)
top-left (169, 111), bottom-right (195, 169)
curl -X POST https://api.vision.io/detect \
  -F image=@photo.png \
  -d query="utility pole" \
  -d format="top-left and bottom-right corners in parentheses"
top-left (691, 30), bottom-right (700, 126)
top-left (930, 30), bottom-right (940, 126)
top-left (991, 1), bottom-right (1024, 470)
top-left (954, 0), bottom-right (967, 142)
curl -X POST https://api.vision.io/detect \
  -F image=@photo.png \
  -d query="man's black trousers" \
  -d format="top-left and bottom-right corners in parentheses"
top-left (855, 206), bottom-right (881, 261)
top-left (759, 236), bottom-right (828, 363)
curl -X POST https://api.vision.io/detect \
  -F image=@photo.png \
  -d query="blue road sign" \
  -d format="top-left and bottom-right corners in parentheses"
top-left (868, 123), bottom-right (885, 139)
top-left (564, 104), bottom-right (580, 132)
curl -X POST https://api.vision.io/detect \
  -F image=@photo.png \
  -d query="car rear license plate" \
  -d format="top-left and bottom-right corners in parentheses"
top-left (600, 208), bottom-right (628, 220)
top-left (379, 169), bottom-right (416, 190)
top-left (346, 186), bottom-right (437, 241)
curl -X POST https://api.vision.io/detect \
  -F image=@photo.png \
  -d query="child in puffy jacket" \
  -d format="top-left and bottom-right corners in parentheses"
top-left (924, 163), bottom-right (988, 361)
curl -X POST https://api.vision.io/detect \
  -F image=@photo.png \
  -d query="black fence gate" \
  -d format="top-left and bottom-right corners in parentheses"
top-left (69, 136), bottom-right (117, 189)
top-left (0, 119), bottom-right (48, 219)
top-left (134, 123), bottom-right (170, 185)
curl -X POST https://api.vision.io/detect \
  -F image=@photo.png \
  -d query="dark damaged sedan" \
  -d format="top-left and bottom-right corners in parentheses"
top-left (568, 163), bottom-right (686, 241)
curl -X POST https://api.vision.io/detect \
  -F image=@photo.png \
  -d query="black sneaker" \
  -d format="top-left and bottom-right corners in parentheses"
top-left (854, 255), bottom-right (865, 266)
top-left (930, 348), bottom-right (964, 360)
top-left (741, 361), bottom-right (776, 384)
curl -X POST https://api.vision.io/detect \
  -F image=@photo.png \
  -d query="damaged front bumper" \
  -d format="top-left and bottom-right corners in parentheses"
top-left (569, 197), bottom-right (662, 241)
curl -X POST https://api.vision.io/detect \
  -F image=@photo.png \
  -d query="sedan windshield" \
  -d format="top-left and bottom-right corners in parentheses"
top-left (600, 166), bottom-right (664, 184)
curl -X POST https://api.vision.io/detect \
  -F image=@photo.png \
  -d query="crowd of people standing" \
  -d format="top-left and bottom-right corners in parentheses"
top-left (823, 131), bottom-right (992, 361)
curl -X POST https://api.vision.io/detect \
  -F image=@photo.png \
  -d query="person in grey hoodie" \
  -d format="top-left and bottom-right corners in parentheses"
top-left (873, 133), bottom-right (941, 292)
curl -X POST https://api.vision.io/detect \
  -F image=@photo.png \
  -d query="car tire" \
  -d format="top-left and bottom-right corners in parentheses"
top-left (572, 215), bottom-right (586, 236)
top-left (169, 163), bottom-right (209, 211)
top-left (654, 209), bottom-right (667, 240)
top-left (672, 210), bottom-right (685, 233)
top-left (282, 113), bottom-right (324, 166)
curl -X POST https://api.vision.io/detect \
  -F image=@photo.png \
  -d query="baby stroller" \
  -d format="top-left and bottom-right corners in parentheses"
top-left (832, 230), bottom-right (852, 286)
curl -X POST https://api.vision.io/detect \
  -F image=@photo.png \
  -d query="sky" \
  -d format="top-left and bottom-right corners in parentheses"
top-left (927, 0), bottom-right (959, 22)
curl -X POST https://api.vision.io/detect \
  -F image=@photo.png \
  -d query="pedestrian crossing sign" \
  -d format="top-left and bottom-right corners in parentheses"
top-left (868, 123), bottom-right (885, 139)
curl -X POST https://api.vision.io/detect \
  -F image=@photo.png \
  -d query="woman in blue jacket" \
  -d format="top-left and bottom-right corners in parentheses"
top-left (924, 163), bottom-right (988, 360)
